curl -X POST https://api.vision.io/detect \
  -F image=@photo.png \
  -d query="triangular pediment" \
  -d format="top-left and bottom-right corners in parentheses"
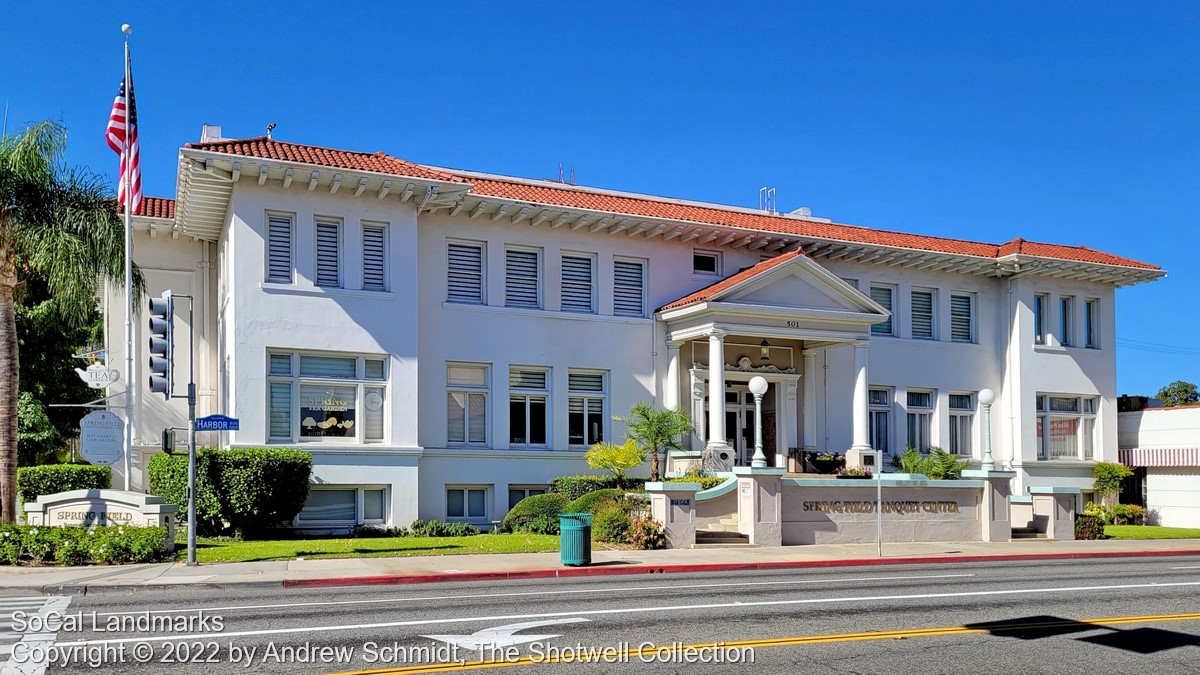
top-left (725, 268), bottom-right (862, 312)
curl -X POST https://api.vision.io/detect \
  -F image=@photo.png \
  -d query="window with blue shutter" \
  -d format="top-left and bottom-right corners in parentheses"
top-left (266, 215), bottom-right (293, 283)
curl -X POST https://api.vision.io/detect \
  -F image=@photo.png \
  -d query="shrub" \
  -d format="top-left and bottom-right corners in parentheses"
top-left (593, 506), bottom-right (632, 543)
top-left (566, 489), bottom-right (626, 515)
top-left (503, 493), bottom-right (569, 533)
top-left (894, 447), bottom-right (968, 479)
top-left (1075, 514), bottom-right (1105, 540)
top-left (0, 525), bottom-right (172, 566)
top-left (17, 464), bottom-right (111, 503)
top-left (1092, 462), bottom-right (1134, 503)
top-left (666, 472), bottom-right (728, 490)
top-left (409, 519), bottom-right (480, 537)
top-left (550, 475), bottom-right (619, 500)
top-left (148, 447), bottom-right (312, 537)
top-left (586, 440), bottom-right (645, 480)
top-left (628, 517), bottom-right (666, 549)
top-left (1110, 503), bottom-right (1147, 526)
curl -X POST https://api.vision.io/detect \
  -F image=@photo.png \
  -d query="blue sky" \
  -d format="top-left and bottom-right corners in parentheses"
top-left (3, 2), bottom-right (1197, 395)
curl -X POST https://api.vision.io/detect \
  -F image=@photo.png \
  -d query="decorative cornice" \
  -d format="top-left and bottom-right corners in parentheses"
top-left (692, 357), bottom-right (797, 375)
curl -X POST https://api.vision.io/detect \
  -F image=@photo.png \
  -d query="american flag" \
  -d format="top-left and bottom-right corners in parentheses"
top-left (106, 68), bottom-right (142, 215)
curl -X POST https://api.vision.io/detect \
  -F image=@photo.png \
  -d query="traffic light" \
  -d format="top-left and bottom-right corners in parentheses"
top-left (148, 290), bottom-right (174, 400)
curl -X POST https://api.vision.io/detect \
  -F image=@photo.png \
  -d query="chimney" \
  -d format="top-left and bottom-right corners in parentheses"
top-left (200, 124), bottom-right (225, 143)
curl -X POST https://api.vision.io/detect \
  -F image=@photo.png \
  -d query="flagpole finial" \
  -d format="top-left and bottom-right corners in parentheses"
top-left (121, 24), bottom-right (132, 36)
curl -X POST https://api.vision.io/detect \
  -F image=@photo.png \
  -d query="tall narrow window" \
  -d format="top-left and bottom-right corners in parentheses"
top-left (509, 367), bottom-right (549, 446)
top-left (505, 248), bottom-right (541, 309)
top-left (568, 371), bottom-right (607, 446)
top-left (1085, 298), bottom-right (1099, 349)
top-left (1033, 293), bottom-right (1048, 344)
top-left (906, 390), bottom-right (933, 452)
top-left (1060, 296), bottom-right (1075, 347)
top-left (911, 289), bottom-right (935, 340)
top-left (266, 214), bottom-right (294, 283)
top-left (950, 293), bottom-right (974, 343)
top-left (315, 220), bottom-right (342, 288)
top-left (447, 241), bottom-right (485, 304)
top-left (362, 223), bottom-right (387, 291)
top-left (948, 393), bottom-right (974, 457)
top-left (870, 285), bottom-right (894, 336)
top-left (560, 254), bottom-right (596, 313)
top-left (613, 259), bottom-right (646, 317)
top-left (869, 388), bottom-right (891, 455)
top-left (447, 364), bottom-right (488, 445)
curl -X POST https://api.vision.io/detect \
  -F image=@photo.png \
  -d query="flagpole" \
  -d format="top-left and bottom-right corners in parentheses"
top-left (121, 25), bottom-right (134, 491)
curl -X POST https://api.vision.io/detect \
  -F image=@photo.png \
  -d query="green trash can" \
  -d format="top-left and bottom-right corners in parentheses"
top-left (559, 513), bottom-right (593, 566)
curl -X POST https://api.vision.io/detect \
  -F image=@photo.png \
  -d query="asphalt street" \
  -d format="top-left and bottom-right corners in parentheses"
top-left (1, 555), bottom-right (1198, 675)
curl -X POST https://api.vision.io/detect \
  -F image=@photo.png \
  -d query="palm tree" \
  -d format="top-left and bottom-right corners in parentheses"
top-left (0, 121), bottom-right (138, 522)
top-left (614, 402), bottom-right (694, 481)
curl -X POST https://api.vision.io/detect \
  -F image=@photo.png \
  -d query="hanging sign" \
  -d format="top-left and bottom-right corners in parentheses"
top-left (79, 411), bottom-right (124, 465)
top-left (75, 362), bottom-right (120, 389)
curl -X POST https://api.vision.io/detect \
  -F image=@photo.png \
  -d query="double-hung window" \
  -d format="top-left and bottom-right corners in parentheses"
top-left (314, 218), bottom-right (342, 288)
top-left (1036, 394), bottom-right (1098, 460)
top-left (1033, 293), bottom-right (1048, 344)
top-left (509, 367), bottom-right (549, 447)
top-left (266, 213), bottom-right (294, 284)
top-left (447, 486), bottom-right (488, 521)
top-left (447, 364), bottom-right (489, 445)
top-left (613, 258), bottom-right (647, 317)
top-left (948, 393), bottom-right (974, 457)
top-left (906, 390), bottom-right (934, 452)
top-left (869, 388), bottom-right (892, 455)
top-left (447, 240), bottom-right (485, 304)
top-left (870, 285), bottom-right (895, 336)
top-left (568, 371), bottom-right (607, 446)
top-left (950, 293), bottom-right (974, 343)
top-left (297, 487), bottom-right (387, 526)
top-left (561, 253), bottom-right (596, 313)
top-left (268, 352), bottom-right (387, 443)
top-left (1085, 298), bottom-right (1100, 349)
top-left (508, 486), bottom-right (548, 510)
top-left (911, 289), bottom-right (935, 339)
top-left (505, 247), bottom-right (541, 309)
top-left (362, 222), bottom-right (388, 291)
top-left (1060, 296), bottom-right (1075, 347)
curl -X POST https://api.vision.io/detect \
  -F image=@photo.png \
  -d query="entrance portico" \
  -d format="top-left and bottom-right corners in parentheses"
top-left (656, 251), bottom-right (889, 472)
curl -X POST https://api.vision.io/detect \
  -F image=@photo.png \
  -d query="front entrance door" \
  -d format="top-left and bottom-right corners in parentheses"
top-left (705, 382), bottom-right (775, 466)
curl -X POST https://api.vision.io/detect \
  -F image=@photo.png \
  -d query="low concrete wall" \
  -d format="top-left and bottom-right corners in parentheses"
top-left (781, 478), bottom-right (985, 545)
top-left (694, 478), bottom-right (738, 530)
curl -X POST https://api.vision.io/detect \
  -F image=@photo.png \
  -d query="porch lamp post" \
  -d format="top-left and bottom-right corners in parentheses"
top-left (978, 388), bottom-right (996, 471)
top-left (749, 376), bottom-right (769, 468)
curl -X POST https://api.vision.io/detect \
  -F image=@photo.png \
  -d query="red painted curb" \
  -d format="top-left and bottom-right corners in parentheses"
top-left (283, 548), bottom-right (1200, 589)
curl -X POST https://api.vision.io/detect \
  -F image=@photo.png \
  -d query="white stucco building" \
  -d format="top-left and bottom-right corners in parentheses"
top-left (106, 126), bottom-right (1164, 530)
top-left (1119, 404), bottom-right (1200, 528)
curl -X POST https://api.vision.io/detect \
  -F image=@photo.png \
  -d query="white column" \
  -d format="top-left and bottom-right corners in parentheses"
top-left (707, 330), bottom-right (727, 448)
top-left (851, 341), bottom-right (870, 452)
top-left (802, 349), bottom-right (818, 452)
top-left (664, 342), bottom-right (681, 411)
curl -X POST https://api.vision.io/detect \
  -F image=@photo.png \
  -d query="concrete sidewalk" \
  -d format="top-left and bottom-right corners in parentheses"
top-left (2, 538), bottom-right (1199, 595)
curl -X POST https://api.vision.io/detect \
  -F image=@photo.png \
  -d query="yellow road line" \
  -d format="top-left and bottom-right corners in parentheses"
top-left (326, 612), bottom-right (1200, 675)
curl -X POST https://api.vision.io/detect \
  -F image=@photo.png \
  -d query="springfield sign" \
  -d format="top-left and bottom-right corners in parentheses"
top-left (803, 500), bottom-right (960, 514)
top-left (79, 410), bottom-right (124, 465)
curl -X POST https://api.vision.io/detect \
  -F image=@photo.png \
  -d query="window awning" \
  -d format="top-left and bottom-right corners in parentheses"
top-left (1118, 447), bottom-right (1200, 467)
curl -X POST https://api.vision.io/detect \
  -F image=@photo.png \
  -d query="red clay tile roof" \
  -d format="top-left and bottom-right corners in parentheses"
top-left (996, 237), bottom-right (1154, 269)
top-left (659, 250), bottom-right (806, 311)
top-left (185, 137), bottom-right (463, 183)
top-left (138, 196), bottom-right (175, 219)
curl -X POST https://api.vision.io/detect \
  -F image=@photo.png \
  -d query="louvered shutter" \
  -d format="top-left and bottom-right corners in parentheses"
top-left (315, 221), bottom-right (341, 288)
top-left (568, 372), bottom-right (604, 392)
top-left (613, 260), bottom-right (645, 317)
top-left (269, 382), bottom-right (292, 438)
top-left (911, 290), bottom-right (934, 339)
top-left (870, 286), bottom-right (893, 335)
top-left (266, 216), bottom-right (293, 283)
top-left (505, 249), bottom-right (540, 308)
top-left (561, 255), bottom-right (595, 312)
top-left (299, 355), bottom-right (356, 378)
top-left (447, 243), bottom-right (484, 303)
top-left (510, 368), bottom-right (547, 390)
top-left (950, 294), bottom-right (973, 342)
top-left (362, 225), bottom-right (387, 291)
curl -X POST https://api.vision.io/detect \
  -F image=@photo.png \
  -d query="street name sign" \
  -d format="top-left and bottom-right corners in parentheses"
top-left (196, 414), bottom-right (240, 432)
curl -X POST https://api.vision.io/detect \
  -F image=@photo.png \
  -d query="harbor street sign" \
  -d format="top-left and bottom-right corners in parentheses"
top-left (196, 414), bottom-right (240, 432)
top-left (79, 410), bottom-right (124, 465)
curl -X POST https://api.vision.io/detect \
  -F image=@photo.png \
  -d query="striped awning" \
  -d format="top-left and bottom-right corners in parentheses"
top-left (1118, 447), bottom-right (1200, 467)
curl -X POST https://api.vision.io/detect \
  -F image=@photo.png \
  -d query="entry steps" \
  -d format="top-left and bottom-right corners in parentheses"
top-left (1010, 526), bottom-right (1048, 540)
top-left (694, 517), bottom-right (752, 547)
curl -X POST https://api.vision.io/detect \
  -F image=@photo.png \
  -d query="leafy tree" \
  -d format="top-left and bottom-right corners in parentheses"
top-left (586, 440), bottom-right (646, 481)
top-left (1092, 461), bottom-right (1133, 508)
top-left (613, 403), bottom-right (693, 481)
top-left (1155, 381), bottom-right (1199, 408)
top-left (0, 121), bottom-right (139, 522)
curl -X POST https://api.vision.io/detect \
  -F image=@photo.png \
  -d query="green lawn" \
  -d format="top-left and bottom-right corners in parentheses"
top-left (180, 533), bottom-right (560, 563)
top-left (1104, 525), bottom-right (1200, 540)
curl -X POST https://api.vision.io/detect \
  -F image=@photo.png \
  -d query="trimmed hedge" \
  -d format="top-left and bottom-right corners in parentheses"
top-left (666, 474), bottom-right (728, 490)
top-left (17, 464), bottom-right (111, 504)
top-left (566, 489), bottom-right (626, 515)
top-left (1075, 514), bottom-right (1106, 540)
top-left (0, 525), bottom-right (172, 566)
top-left (148, 447), bottom-right (312, 536)
top-left (503, 493), bottom-right (568, 534)
top-left (550, 475), bottom-right (646, 501)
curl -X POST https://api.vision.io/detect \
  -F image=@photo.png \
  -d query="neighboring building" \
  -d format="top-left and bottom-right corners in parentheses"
top-left (1118, 404), bottom-right (1200, 528)
top-left (105, 126), bottom-right (1164, 530)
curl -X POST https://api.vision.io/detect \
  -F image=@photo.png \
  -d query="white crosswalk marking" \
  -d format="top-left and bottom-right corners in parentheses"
top-left (0, 596), bottom-right (71, 675)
